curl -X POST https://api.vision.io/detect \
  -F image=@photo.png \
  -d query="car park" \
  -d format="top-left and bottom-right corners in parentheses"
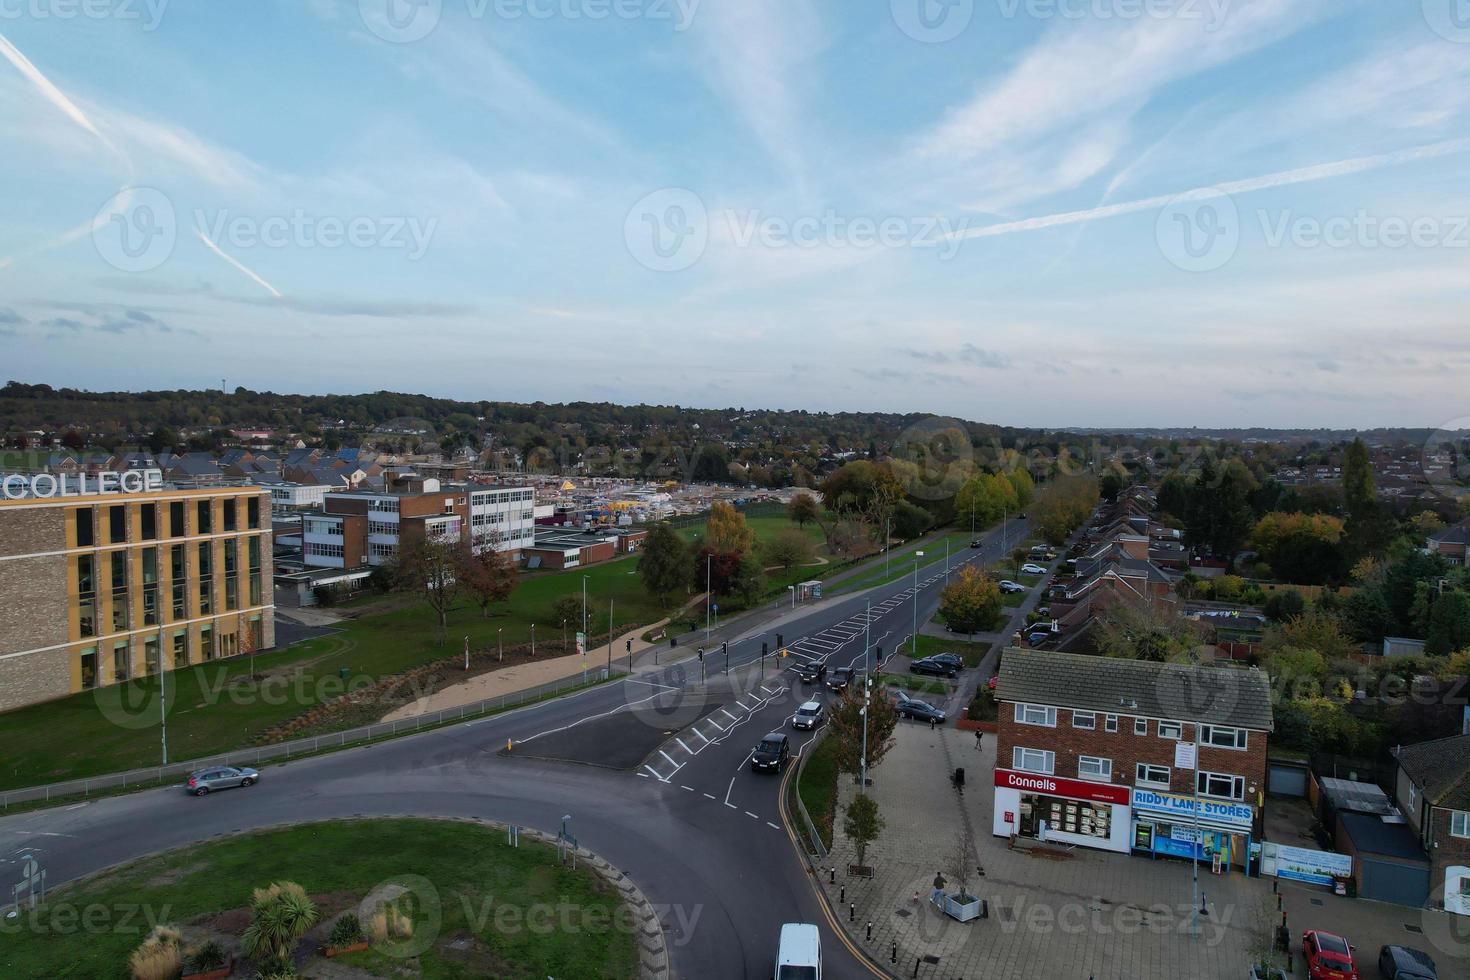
top-left (1020, 563), bottom-right (1047, 575)
top-left (1377, 945), bottom-right (1437, 979)
top-left (751, 733), bottom-right (791, 772)
top-left (826, 667), bottom-right (854, 691)
top-left (792, 700), bottom-right (825, 730)
top-left (184, 766), bottom-right (259, 797)
top-left (774, 922), bottom-right (822, 979)
top-left (998, 580), bottom-right (1025, 594)
top-left (1303, 930), bottom-right (1359, 980)
top-left (896, 697), bottom-right (946, 723)
top-left (793, 661), bottom-right (827, 683)
top-left (909, 657), bottom-right (958, 678)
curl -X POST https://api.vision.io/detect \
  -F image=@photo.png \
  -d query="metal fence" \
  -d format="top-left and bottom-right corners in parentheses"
top-left (790, 728), bottom-right (830, 861)
top-left (0, 669), bottom-right (619, 811)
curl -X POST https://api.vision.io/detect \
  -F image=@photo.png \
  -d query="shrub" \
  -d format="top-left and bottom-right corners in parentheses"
top-left (185, 939), bottom-right (227, 973)
top-left (329, 912), bottom-right (364, 949)
top-left (129, 925), bottom-right (182, 980)
top-left (368, 901), bottom-right (413, 945)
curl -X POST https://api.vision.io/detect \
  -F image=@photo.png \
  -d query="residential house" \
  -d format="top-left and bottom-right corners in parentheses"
top-left (1394, 734), bottom-right (1470, 915)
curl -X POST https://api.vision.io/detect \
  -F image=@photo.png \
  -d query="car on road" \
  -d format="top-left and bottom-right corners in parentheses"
top-left (1020, 562), bottom-right (1048, 575)
top-left (1303, 930), bottom-right (1359, 980)
top-left (969, 538), bottom-right (983, 548)
top-left (775, 922), bottom-right (822, 979)
top-left (793, 661), bottom-right (827, 683)
top-left (751, 733), bottom-right (791, 772)
top-left (792, 700), bottom-right (825, 730)
top-left (909, 657), bottom-right (958, 678)
top-left (998, 580), bottom-right (1025, 594)
top-left (826, 667), bottom-right (854, 691)
top-left (895, 697), bottom-right (946, 723)
top-left (1377, 945), bottom-right (1437, 979)
top-left (184, 766), bottom-right (259, 797)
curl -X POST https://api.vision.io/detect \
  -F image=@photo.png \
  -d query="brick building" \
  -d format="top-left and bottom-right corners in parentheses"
top-left (993, 649), bottom-right (1273, 872)
top-left (0, 475), bottom-right (273, 712)
top-left (1393, 734), bottom-right (1470, 916)
top-left (1427, 520), bottom-right (1470, 566)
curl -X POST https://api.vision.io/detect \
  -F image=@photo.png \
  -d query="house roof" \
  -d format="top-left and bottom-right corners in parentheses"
top-left (1395, 734), bottom-right (1470, 810)
top-left (1430, 521), bottom-right (1470, 546)
top-left (995, 648), bottom-right (1274, 731)
top-left (1337, 810), bottom-right (1427, 862)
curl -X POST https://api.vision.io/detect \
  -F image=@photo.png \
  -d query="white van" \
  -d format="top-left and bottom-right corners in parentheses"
top-left (774, 922), bottom-right (822, 979)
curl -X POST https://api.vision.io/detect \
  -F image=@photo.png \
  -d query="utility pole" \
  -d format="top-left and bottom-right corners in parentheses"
top-left (159, 666), bottom-right (168, 766)
top-left (704, 552), bottom-right (712, 649)
top-left (912, 551), bottom-right (924, 656)
top-left (607, 598), bottom-right (614, 676)
top-left (861, 600), bottom-right (871, 795)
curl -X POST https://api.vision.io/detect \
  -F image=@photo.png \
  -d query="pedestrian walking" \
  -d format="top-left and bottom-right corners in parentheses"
top-left (974, 729), bottom-right (984, 750)
top-left (930, 872), bottom-right (946, 906)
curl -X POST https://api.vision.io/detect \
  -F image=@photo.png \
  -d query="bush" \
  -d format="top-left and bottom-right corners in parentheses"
top-left (368, 901), bottom-right (414, 945)
top-left (329, 912), bottom-right (364, 949)
top-left (185, 939), bottom-right (227, 973)
top-left (129, 925), bottom-right (182, 980)
top-left (966, 688), bottom-right (998, 722)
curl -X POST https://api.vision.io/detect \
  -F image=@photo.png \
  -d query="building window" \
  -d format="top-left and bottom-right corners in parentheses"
top-left (113, 641), bottom-right (130, 682)
top-left (1015, 704), bottom-right (1057, 727)
top-left (225, 575), bottom-right (239, 611)
top-left (197, 499), bottom-right (212, 534)
top-left (1104, 714), bottom-right (1118, 733)
top-left (79, 647), bottom-right (98, 689)
top-left (1073, 711), bottom-right (1096, 730)
top-left (77, 554), bottom-right (95, 594)
top-left (144, 636), bottom-right (160, 676)
top-left (200, 625), bottom-right (214, 661)
top-left (198, 541), bottom-right (212, 576)
top-left (1136, 764), bottom-right (1171, 788)
top-left (140, 503), bottom-right (157, 540)
top-left (1013, 747), bottom-right (1056, 774)
top-left (169, 500), bottom-right (186, 537)
top-left (1452, 811), bottom-right (1469, 839)
top-left (170, 543), bottom-right (185, 581)
top-left (78, 595), bottom-right (97, 638)
top-left (108, 504), bottom-right (126, 543)
top-left (1158, 721), bottom-right (1183, 739)
top-left (1079, 756), bottom-right (1112, 781)
top-left (1196, 771), bottom-right (1245, 801)
top-left (172, 583), bottom-right (187, 620)
top-left (250, 571), bottom-right (262, 606)
top-left (1134, 718), bottom-right (1148, 736)
top-left (223, 498), bottom-right (238, 532)
top-left (223, 540), bottom-right (238, 575)
top-left (1199, 725), bottom-right (1248, 750)
top-left (248, 615), bottom-right (263, 651)
top-left (172, 630), bottom-right (189, 669)
top-left (75, 508), bottom-right (94, 546)
top-left (247, 495), bottom-right (260, 529)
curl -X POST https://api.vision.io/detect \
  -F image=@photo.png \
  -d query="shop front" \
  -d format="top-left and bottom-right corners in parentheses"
top-left (1130, 789), bottom-right (1255, 872)
top-left (993, 769), bottom-right (1133, 854)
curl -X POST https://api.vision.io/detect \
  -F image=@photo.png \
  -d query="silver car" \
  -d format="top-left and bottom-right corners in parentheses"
top-left (185, 766), bottom-right (259, 797)
top-left (792, 700), bottom-right (825, 730)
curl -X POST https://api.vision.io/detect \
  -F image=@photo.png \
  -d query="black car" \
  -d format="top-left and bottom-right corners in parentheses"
top-left (826, 667), bottom-right (854, 691)
top-left (793, 661), bottom-right (827, 683)
top-left (968, 538), bottom-right (983, 548)
top-left (909, 657), bottom-right (958, 678)
top-left (1378, 945), bottom-right (1438, 979)
top-left (751, 733), bottom-right (790, 772)
top-left (927, 653), bottom-right (965, 671)
top-left (896, 698), bottom-right (946, 723)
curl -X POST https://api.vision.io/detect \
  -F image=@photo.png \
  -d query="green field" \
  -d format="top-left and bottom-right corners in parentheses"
top-left (906, 634), bottom-right (993, 668)
top-left (794, 735), bottom-right (841, 851)
top-left (0, 556), bottom-right (667, 790)
top-left (829, 530), bottom-right (976, 596)
top-left (0, 819), bottom-right (637, 980)
top-left (879, 674), bottom-right (951, 696)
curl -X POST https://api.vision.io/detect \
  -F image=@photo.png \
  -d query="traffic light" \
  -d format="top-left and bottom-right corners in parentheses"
top-left (762, 641), bottom-right (769, 657)
top-left (722, 641), bottom-right (728, 656)
top-left (875, 645), bottom-right (884, 664)
top-left (625, 639), bottom-right (632, 654)
top-left (776, 633), bottom-right (783, 648)
top-left (698, 647), bottom-right (704, 662)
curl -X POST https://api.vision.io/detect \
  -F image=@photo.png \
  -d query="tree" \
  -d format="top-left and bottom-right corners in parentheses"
top-left (705, 500), bottom-right (755, 554)
top-left (1250, 512), bottom-right (1346, 584)
top-left (765, 527), bottom-right (816, 574)
top-left (550, 594), bottom-right (584, 650)
top-left (1342, 438), bottom-right (1376, 522)
top-left (147, 425), bottom-right (177, 454)
top-left (938, 566), bottom-right (1001, 634)
top-left (1031, 474), bottom-right (1099, 545)
top-left (1342, 588), bottom-right (1394, 643)
top-left (1427, 591), bottom-right (1470, 656)
top-left (1100, 471), bottom-right (1125, 503)
top-left (827, 682), bottom-right (898, 779)
top-left (1265, 607), bottom-right (1358, 663)
top-left (1006, 468), bottom-right (1034, 509)
top-left (638, 523), bottom-right (689, 607)
top-left (1263, 589), bottom-right (1305, 623)
top-left (454, 544), bottom-right (517, 618)
top-left (1009, 547), bottom-right (1028, 580)
top-left (843, 794), bottom-right (885, 869)
top-left (242, 882), bottom-right (319, 972)
top-left (1093, 596), bottom-right (1206, 662)
top-left (391, 538), bottom-right (459, 645)
top-left (891, 500), bottom-right (933, 539)
top-left (787, 492), bottom-right (820, 528)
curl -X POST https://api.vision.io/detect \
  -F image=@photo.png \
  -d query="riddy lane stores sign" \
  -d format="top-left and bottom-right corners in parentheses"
top-left (1, 470), bottom-right (164, 500)
top-left (1131, 788), bottom-right (1254, 829)
top-left (993, 768), bottom-right (1131, 806)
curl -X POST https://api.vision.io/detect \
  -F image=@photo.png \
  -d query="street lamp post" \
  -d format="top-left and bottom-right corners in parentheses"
top-left (861, 600), bottom-right (871, 795)
top-left (531, 623), bottom-right (536, 657)
top-left (788, 584), bottom-right (795, 609)
top-left (705, 553), bottom-right (712, 649)
top-left (912, 550), bottom-right (924, 656)
top-left (497, 627), bottom-right (503, 662)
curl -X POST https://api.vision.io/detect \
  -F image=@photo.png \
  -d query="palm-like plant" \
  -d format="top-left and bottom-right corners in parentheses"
top-left (242, 881), bottom-right (319, 971)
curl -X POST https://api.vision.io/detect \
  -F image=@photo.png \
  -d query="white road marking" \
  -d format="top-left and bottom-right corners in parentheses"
top-left (703, 793), bottom-right (717, 800)
top-left (768, 822), bottom-right (782, 831)
top-left (745, 811), bottom-right (759, 819)
top-left (720, 709), bottom-right (739, 723)
top-left (693, 728), bottom-right (711, 744)
top-left (681, 785), bottom-right (695, 792)
top-left (643, 765), bottom-right (666, 781)
top-left (675, 737), bottom-right (693, 755)
top-left (658, 750), bottom-right (680, 768)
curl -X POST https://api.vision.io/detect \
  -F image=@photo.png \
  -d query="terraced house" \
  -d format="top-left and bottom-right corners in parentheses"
top-left (0, 474), bottom-right (274, 711)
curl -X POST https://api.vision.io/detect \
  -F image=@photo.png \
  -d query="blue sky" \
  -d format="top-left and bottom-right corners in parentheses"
top-left (1, 0), bottom-right (1468, 428)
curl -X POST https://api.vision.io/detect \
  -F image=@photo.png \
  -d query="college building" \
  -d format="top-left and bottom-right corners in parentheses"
top-left (993, 649), bottom-right (1273, 873)
top-left (0, 475), bottom-right (274, 712)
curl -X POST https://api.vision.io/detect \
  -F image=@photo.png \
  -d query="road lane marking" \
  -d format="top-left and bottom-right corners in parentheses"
top-left (675, 737), bottom-right (693, 755)
top-left (767, 822), bottom-right (782, 830)
top-left (658, 750), bottom-right (679, 768)
top-left (745, 811), bottom-right (759, 819)
top-left (703, 793), bottom-right (716, 800)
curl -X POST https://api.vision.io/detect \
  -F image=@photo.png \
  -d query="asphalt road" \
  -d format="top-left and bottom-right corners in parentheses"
top-left (0, 518), bottom-right (1030, 979)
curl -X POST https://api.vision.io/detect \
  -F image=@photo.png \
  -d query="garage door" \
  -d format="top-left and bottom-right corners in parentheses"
top-left (1360, 857), bottom-right (1430, 907)
top-left (1268, 762), bottom-right (1308, 797)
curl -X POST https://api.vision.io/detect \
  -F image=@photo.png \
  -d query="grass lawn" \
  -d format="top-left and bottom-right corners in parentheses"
top-left (794, 734), bottom-right (841, 851)
top-left (677, 514), bottom-right (827, 550)
top-left (0, 556), bottom-right (668, 791)
top-left (907, 634), bottom-right (992, 668)
top-left (879, 674), bottom-right (951, 696)
top-left (829, 530), bottom-right (976, 596)
top-left (1, 818), bottom-right (637, 980)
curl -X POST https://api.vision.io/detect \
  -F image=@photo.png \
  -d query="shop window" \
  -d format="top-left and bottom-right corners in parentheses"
top-left (1013, 747), bottom-right (1055, 774)
top-left (1079, 756), bottom-right (1112, 781)
top-left (1014, 703), bottom-right (1057, 727)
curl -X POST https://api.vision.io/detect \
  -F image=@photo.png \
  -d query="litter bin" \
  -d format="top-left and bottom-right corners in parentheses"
top-left (338, 667), bottom-right (351, 681)
top-left (953, 767), bottom-right (965, 789)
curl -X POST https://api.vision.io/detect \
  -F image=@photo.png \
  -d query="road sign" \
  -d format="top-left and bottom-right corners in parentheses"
top-left (711, 603), bottom-right (718, 613)
top-left (576, 632), bottom-right (587, 657)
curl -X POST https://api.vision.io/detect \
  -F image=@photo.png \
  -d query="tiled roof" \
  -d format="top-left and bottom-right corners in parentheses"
top-left (1430, 521), bottom-right (1470, 546)
top-left (1396, 734), bottom-right (1470, 810)
top-left (995, 648), bottom-right (1274, 731)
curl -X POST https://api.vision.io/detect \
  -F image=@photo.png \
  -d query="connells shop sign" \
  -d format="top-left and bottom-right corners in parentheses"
top-left (1, 470), bottom-right (165, 499)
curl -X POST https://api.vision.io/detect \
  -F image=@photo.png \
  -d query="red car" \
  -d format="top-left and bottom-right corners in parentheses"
top-left (987, 675), bottom-right (998, 691)
top-left (1302, 930), bottom-right (1359, 980)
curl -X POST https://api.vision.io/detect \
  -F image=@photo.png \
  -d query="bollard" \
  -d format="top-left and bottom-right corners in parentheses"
top-left (866, 922), bottom-right (872, 942)
top-left (830, 867), bottom-right (836, 884)
top-left (506, 739), bottom-right (512, 752)
top-left (849, 902), bottom-right (855, 922)
top-left (840, 884), bottom-right (845, 904)
top-left (891, 940), bottom-right (897, 964)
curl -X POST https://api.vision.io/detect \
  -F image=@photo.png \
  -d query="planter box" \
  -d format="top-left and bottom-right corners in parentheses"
top-left (942, 892), bottom-right (983, 922)
top-left (847, 864), bottom-right (874, 879)
top-left (325, 941), bottom-right (370, 958)
top-left (182, 959), bottom-right (233, 980)
top-left (1249, 968), bottom-right (1288, 980)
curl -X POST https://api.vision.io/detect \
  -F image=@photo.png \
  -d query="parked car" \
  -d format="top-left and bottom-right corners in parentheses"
top-left (1303, 930), bottom-right (1359, 980)
top-left (184, 766), bottom-right (259, 797)
top-left (751, 733), bottom-right (791, 772)
top-left (926, 653), bottom-right (965, 671)
top-left (896, 697), bottom-right (946, 723)
top-left (1026, 630), bottom-right (1052, 646)
top-left (826, 667), bottom-right (854, 691)
top-left (909, 657), bottom-right (958, 678)
top-left (986, 675), bottom-right (998, 690)
top-left (998, 580), bottom-right (1025, 594)
top-left (793, 661), bottom-right (827, 684)
top-left (792, 700), bottom-right (825, 730)
top-left (1020, 563), bottom-right (1048, 575)
top-left (1377, 945), bottom-right (1437, 980)
top-left (774, 922), bottom-right (822, 979)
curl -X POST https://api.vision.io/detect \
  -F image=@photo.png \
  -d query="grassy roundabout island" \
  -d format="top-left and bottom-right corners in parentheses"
top-left (1, 818), bottom-right (640, 980)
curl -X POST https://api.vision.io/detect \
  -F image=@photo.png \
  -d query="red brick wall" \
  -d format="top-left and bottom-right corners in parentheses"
top-left (1430, 808), bottom-right (1470, 891)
